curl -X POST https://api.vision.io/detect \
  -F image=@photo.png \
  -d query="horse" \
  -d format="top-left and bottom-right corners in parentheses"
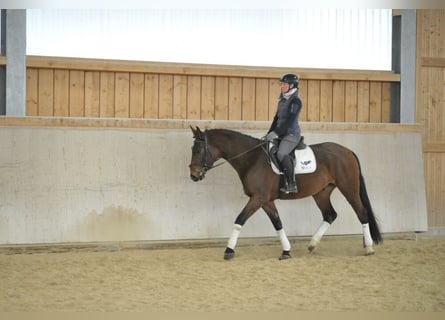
top-left (188, 126), bottom-right (382, 260)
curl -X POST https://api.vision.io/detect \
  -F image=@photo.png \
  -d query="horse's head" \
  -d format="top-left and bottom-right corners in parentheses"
top-left (189, 126), bottom-right (214, 182)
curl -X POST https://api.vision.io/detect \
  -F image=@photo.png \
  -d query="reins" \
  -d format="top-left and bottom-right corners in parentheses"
top-left (202, 133), bottom-right (267, 171)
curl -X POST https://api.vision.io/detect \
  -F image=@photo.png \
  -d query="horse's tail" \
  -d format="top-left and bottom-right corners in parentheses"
top-left (352, 152), bottom-right (383, 244)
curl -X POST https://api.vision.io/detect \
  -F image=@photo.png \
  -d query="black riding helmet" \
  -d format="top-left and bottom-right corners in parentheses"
top-left (280, 73), bottom-right (299, 89)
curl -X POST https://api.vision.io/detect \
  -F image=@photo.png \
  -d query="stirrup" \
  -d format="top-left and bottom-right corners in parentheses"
top-left (280, 184), bottom-right (298, 194)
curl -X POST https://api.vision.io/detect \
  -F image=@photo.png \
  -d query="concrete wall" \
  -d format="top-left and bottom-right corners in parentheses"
top-left (0, 121), bottom-right (428, 245)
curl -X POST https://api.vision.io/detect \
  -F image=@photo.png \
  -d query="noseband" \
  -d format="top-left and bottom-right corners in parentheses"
top-left (189, 133), bottom-right (213, 177)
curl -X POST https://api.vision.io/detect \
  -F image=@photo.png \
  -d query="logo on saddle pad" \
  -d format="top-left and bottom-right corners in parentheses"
top-left (269, 143), bottom-right (317, 175)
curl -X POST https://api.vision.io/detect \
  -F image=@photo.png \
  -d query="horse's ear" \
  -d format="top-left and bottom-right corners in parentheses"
top-left (190, 126), bottom-right (203, 139)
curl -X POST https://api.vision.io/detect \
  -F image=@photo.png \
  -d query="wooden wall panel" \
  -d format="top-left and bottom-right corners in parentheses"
top-left (69, 70), bottom-right (85, 117)
top-left (307, 80), bottom-right (320, 121)
top-left (332, 80), bottom-right (345, 122)
top-left (268, 79), bottom-right (280, 120)
top-left (298, 80), bottom-right (308, 121)
top-left (173, 75), bottom-right (187, 120)
top-left (53, 70), bottom-right (69, 116)
top-left (84, 71), bottom-right (100, 117)
top-left (99, 72), bottom-right (115, 118)
top-left (369, 82), bottom-right (382, 122)
top-left (158, 74), bottom-right (173, 119)
top-left (144, 74), bottom-right (159, 119)
top-left (114, 72), bottom-right (130, 118)
top-left (344, 81), bottom-right (357, 122)
top-left (214, 77), bottom-right (229, 120)
top-left (255, 79), bottom-right (269, 121)
top-left (228, 77), bottom-right (242, 120)
top-left (25, 56), bottom-right (397, 124)
top-left (187, 76), bottom-right (201, 120)
top-left (357, 81), bottom-right (370, 122)
top-left (416, 9), bottom-right (445, 229)
top-left (38, 69), bottom-right (54, 116)
top-left (381, 82), bottom-right (391, 123)
top-left (26, 68), bottom-right (38, 116)
top-left (129, 73), bottom-right (144, 119)
top-left (200, 76), bottom-right (215, 120)
top-left (320, 80), bottom-right (333, 122)
top-left (241, 78), bottom-right (255, 121)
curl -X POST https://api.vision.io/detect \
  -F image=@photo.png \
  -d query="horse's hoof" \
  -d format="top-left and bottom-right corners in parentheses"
top-left (308, 240), bottom-right (318, 253)
top-left (365, 246), bottom-right (375, 256)
top-left (224, 248), bottom-right (235, 260)
top-left (279, 251), bottom-right (291, 260)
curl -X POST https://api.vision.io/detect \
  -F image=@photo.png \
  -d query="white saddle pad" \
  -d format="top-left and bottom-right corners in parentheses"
top-left (270, 145), bottom-right (317, 175)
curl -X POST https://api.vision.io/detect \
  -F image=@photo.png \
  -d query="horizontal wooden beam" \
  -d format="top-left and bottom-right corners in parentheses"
top-left (0, 55), bottom-right (6, 66)
top-left (26, 55), bottom-right (401, 82)
top-left (424, 143), bottom-right (445, 153)
top-left (0, 116), bottom-right (422, 132)
top-left (421, 56), bottom-right (445, 68)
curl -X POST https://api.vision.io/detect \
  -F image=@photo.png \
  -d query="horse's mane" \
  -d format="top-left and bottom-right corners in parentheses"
top-left (206, 128), bottom-right (261, 144)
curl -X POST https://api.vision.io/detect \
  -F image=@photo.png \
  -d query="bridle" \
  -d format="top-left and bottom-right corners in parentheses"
top-left (189, 131), bottom-right (266, 177)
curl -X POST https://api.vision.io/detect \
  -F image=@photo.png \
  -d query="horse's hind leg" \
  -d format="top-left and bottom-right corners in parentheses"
top-left (309, 184), bottom-right (338, 252)
top-left (262, 201), bottom-right (291, 260)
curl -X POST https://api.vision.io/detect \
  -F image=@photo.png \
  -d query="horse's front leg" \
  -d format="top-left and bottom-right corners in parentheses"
top-left (263, 200), bottom-right (291, 260)
top-left (224, 197), bottom-right (262, 260)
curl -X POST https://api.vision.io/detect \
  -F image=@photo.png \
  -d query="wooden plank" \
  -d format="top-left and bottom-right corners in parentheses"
top-left (344, 81), bottom-right (357, 122)
top-left (84, 71), bottom-right (100, 117)
top-left (187, 75), bottom-right (201, 120)
top-left (255, 78), bottom-right (269, 121)
top-left (319, 80), bottom-right (333, 122)
top-left (242, 78), bottom-right (256, 121)
top-left (421, 57), bottom-right (445, 68)
top-left (26, 68), bottom-right (38, 116)
top-left (381, 82), bottom-right (391, 123)
top-left (268, 79), bottom-right (278, 121)
top-left (158, 74), bottom-right (173, 119)
top-left (129, 73), bottom-right (145, 119)
top-left (38, 69), bottom-right (54, 116)
top-left (144, 73), bottom-right (159, 119)
top-left (173, 75), bottom-right (187, 120)
top-left (298, 79), bottom-right (308, 121)
top-left (0, 116), bottom-right (422, 132)
top-left (228, 77), bottom-right (242, 120)
top-left (53, 70), bottom-right (69, 116)
top-left (27, 55), bottom-right (401, 82)
top-left (99, 72), bottom-right (115, 118)
top-left (332, 80), bottom-right (345, 122)
top-left (357, 81), bottom-right (370, 122)
top-left (307, 80), bottom-right (320, 121)
top-left (369, 82), bottom-right (382, 122)
top-left (214, 77), bottom-right (229, 120)
top-left (200, 76), bottom-right (215, 120)
top-left (424, 143), bottom-right (445, 153)
top-left (69, 70), bottom-right (85, 117)
top-left (114, 72), bottom-right (130, 118)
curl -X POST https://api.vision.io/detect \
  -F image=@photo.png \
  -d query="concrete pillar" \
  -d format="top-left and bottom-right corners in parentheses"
top-left (0, 9), bottom-right (26, 116)
top-left (400, 9), bottom-right (417, 124)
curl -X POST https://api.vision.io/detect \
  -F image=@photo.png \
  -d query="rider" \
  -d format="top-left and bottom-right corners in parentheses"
top-left (265, 73), bottom-right (302, 194)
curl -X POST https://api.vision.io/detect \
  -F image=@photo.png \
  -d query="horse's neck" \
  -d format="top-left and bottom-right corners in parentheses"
top-left (210, 131), bottom-right (261, 169)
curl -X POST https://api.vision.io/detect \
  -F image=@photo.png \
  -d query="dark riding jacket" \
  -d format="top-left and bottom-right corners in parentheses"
top-left (268, 90), bottom-right (302, 138)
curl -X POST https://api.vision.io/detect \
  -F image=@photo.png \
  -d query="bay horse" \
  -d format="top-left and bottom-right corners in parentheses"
top-left (189, 126), bottom-right (382, 260)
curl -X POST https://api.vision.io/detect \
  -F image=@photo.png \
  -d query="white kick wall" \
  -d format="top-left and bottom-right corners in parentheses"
top-left (0, 120), bottom-right (427, 245)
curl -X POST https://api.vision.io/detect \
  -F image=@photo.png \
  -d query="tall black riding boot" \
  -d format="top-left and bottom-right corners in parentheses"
top-left (280, 155), bottom-right (298, 194)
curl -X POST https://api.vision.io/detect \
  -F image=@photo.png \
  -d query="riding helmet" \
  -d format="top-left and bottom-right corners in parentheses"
top-left (280, 73), bottom-right (299, 88)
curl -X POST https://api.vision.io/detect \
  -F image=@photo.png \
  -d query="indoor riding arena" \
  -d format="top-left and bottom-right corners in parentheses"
top-left (1, 8), bottom-right (444, 312)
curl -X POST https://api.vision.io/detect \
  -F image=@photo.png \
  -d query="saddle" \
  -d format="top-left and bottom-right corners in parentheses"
top-left (265, 136), bottom-right (317, 175)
